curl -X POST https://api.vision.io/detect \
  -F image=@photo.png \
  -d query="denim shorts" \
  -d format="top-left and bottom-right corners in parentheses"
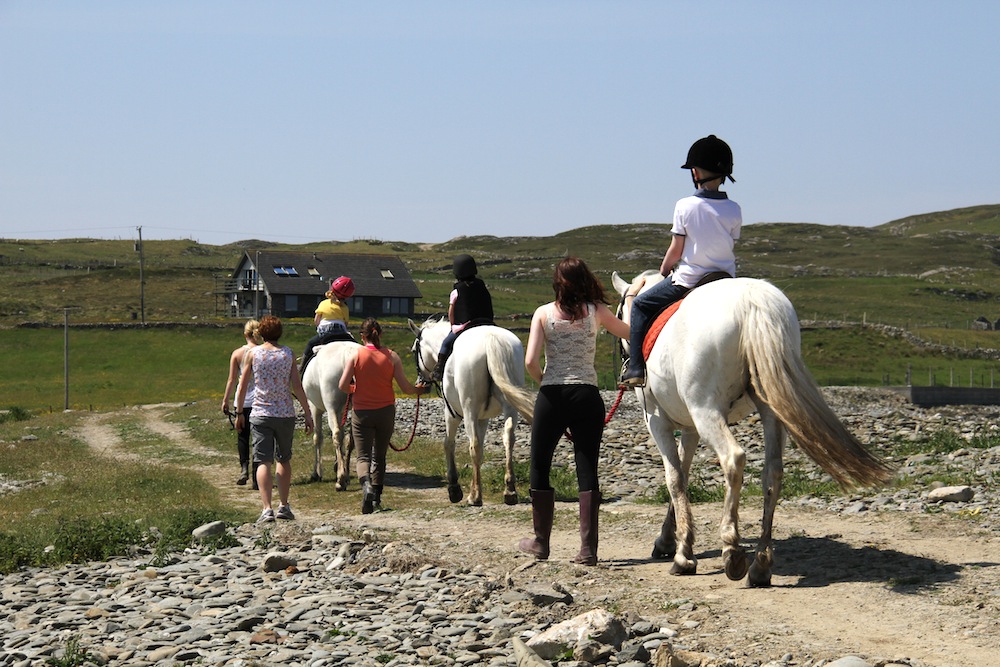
top-left (250, 415), bottom-right (296, 463)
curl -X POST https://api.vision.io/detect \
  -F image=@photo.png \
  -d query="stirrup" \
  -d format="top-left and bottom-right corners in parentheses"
top-left (620, 367), bottom-right (646, 388)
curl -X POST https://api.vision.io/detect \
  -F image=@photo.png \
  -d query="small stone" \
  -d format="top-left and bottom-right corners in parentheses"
top-left (192, 520), bottom-right (227, 539)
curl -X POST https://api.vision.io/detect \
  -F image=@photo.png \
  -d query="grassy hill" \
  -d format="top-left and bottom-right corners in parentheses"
top-left (3, 203), bottom-right (998, 328)
top-left (1, 204), bottom-right (998, 410)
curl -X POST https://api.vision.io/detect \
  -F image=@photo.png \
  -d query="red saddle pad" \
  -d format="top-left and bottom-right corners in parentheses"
top-left (642, 299), bottom-right (684, 361)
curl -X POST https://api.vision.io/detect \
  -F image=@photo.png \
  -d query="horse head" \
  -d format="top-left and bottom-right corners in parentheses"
top-left (407, 316), bottom-right (449, 382)
top-left (611, 269), bottom-right (665, 356)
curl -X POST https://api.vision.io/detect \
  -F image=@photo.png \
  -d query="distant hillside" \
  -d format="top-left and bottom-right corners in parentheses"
top-left (1, 204), bottom-right (998, 330)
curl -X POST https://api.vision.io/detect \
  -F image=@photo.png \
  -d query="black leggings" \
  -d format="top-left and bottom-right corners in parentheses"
top-left (529, 384), bottom-right (605, 493)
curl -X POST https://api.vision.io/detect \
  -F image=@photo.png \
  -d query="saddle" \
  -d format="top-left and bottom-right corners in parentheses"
top-left (641, 271), bottom-right (732, 360)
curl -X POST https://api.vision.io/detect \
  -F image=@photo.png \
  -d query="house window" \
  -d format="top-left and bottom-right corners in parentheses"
top-left (286, 295), bottom-right (299, 312)
top-left (241, 269), bottom-right (258, 289)
top-left (380, 269), bottom-right (394, 279)
top-left (383, 297), bottom-right (406, 314)
top-left (307, 267), bottom-right (320, 276)
top-left (273, 266), bottom-right (299, 277)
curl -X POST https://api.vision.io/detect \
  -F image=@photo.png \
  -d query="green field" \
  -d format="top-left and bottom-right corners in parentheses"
top-left (2, 203), bottom-right (999, 411)
top-left (4, 321), bottom-right (1000, 413)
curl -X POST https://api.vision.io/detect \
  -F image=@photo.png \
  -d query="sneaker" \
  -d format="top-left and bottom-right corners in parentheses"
top-left (620, 366), bottom-right (646, 388)
top-left (256, 508), bottom-right (276, 524)
top-left (275, 504), bottom-right (295, 520)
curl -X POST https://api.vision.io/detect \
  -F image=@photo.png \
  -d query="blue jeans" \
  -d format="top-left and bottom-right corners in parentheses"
top-left (627, 281), bottom-right (690, 372)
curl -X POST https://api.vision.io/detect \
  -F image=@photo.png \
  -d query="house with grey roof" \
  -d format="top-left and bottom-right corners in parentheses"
top-left (222, 251), bottom-right (422, 320)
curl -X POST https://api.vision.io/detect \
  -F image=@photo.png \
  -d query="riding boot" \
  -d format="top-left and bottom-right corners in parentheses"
top-left (361, 476), bottom-right (375, 515)
top-left (372, 484), bottom-right (383, 512)
top-left (518, 489), bottom-right (555, 560)
top-left (431, 361), bottom-right (445, 384)
top-left (237, 461), bottom-right (250, 486)
top-left (574, 490), bottom-right (601, 566)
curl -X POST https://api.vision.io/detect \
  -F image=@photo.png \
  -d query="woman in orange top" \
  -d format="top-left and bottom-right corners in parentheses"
top-left (339, 317), bottom-right (427, 513)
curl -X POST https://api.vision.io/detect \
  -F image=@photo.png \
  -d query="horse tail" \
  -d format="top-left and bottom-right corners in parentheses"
top-left (740, 285), bottom-right (892, 489)
top-left (485, 333), bottom-right (535, 423)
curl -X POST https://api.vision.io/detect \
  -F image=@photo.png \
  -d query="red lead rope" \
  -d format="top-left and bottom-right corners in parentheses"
top-left (390, 392), bottom-right (420, 452)
top-left (336, 391), bottom-right (418, 452)
top-left (563, 385), bottom-right (626, 442)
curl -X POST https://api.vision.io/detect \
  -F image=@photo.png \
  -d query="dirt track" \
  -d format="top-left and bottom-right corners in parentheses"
top-left (77, 400), bottom-right (1000, 667)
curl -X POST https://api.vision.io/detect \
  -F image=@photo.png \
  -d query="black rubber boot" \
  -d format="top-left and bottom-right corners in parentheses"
top-left (373, 484), bottom-right (384, 512)
top-left (237, 462), bottom-right (249, 486)
top-left (518, 489), bottom-right (555, 560)
top-left (574, 490), bottom-right (601, 565)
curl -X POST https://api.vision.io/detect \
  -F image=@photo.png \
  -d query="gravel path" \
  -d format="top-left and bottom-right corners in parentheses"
top-left (2, 387), bottom-right (999, 667)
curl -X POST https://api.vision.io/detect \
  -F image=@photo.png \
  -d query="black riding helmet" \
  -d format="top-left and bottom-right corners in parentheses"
top-left (452, 254), bottom-right (478, 281)
top-left (682, 135), bottom-right (735, 186)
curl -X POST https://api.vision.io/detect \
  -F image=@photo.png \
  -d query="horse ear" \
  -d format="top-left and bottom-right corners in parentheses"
top-left (611, 271), bottom-right (630, 296)
top-left (407, 318), bottom-right (418, 334)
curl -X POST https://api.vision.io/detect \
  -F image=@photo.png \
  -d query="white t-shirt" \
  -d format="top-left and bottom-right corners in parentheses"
top-left (670, 192), bottom-right (742, 288)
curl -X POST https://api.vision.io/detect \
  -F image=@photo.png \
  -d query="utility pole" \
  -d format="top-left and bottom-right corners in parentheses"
top-left (136, 226), bottom-right (146, 324)
top-left (63, 306), bottom-right (80, 410)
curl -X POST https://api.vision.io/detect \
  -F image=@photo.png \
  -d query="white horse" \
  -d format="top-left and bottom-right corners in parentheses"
top-left (302, 340), bottom-right (362, 490)
top-left (408, 317), bottom-right (535, 506)
top-left (612, 270), bottom-right (892, 587)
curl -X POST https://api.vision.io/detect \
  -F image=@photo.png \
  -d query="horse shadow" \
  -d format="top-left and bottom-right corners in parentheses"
top-left (383, 470), bottom-right (448, 490)
top-left (609, 533), bottom-right (993, 592)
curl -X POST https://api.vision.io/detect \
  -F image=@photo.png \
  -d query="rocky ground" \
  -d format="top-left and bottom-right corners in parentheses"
top-left (2, 387), bottom-right (999, 667)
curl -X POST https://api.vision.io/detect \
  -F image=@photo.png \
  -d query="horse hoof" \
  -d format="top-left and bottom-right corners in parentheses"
top-left (502, 491), bottom-right (518, 506)
top-left (447, 485), bottom-right (464, 504)
top-left (724, 549), bottom-right (749, 581)
top-left (467, 498), bottom-right (483, 508)
top-left (335, 482), bottom-right (347, 492)
top-left (747, 567), bottom-right (772, 588)
top-left (747, 551), bottom-right (773, 587)
top-left (310, 472), bottom-right (321, 483)
top-left (651, 537), bottom-right (675, 560)
top-left (669, 559), bottom-right (697, 576)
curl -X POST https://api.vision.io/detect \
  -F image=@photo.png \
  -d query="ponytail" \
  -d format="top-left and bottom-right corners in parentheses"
top-left (360, 317), bottom-right (382, 347)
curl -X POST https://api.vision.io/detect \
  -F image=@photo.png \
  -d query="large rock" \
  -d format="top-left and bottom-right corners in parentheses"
top-left (526, 608), bottom-right (627, 660)
top-left (927, 485), bottom-right (974, 503)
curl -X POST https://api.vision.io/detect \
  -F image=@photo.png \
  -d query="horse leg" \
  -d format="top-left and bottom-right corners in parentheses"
top-left (651, 504), bottom-right (676, 560)
top-left (501, 413), bottom-right (518, 506)
top-left (444, 414), bottom-right (463, 503)
top-left (649, 413), bottom-right (696, 574)
top-left (749, 401), bottom-right (784, 587)
top-left (332, 399), bottom-right (351, 491)
top-left (652, 428), bottom-right (699, 560)
top-left (465, 418), bottom-right (488, 507)
top-left (695, 410), bottom-right (748, 581)
top-left (310, 403), bottom-right (324, 483)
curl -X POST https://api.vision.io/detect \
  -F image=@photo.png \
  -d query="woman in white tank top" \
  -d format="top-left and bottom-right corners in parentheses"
top-left (221, 319), bottom-right (260, 486)
top-left (518, 257), bottom-right (629, 566)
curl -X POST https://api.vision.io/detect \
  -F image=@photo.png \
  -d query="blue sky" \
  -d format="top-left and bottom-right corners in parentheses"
top-left (1, 2), bottom-right (997, 245)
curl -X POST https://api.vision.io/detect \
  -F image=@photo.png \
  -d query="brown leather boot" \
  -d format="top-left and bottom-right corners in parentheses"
top-left (518, 489), bottom-right (555, 559)
top-left (574, 490), bottom-right (601, 565)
